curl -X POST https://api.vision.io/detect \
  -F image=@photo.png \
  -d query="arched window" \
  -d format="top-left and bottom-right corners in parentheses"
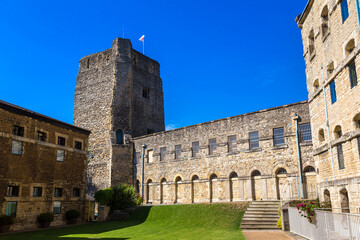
top-left (251, 170), bottom-right (261, 177)
top-left (345, 39), bottom-right (355, 56)
top-left (313, 79), bottom-right (320, 90)
top-left (353, 113), bottom-right (360, 129)
top-left (340, 188), bottom-right (350, 213)
top-left (321, 6), bottom-right (329, 38)
top-left (304, 166), bottom-right (316, 173)
top-left (324, 189), bottom-right (331, 202)
top-left (327, 61), bottom-right (334, 77)
top-left (319, 129), bottom-right (325, 142)
top-left (175, 176), bottom-right (182, 182)
top-left (334, 125), bottom-right (342, 139)
top-left (135, 180), bottom-right (140, 193)
top-left (191, 175), bottom-right (199, 181)
top-left (308, 30), bottom-right (315, 57)
top-left (116, 129), bottom-right (124, 144)
top-left (229, 172), bottom-right (238, 178)
top-left (210, 174), bottom-right (218, 180)
top-left (276, 168), bottom-right (287, 175)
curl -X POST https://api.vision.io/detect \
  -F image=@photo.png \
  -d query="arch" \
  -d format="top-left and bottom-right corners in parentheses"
top-left (353, 113), bottom-right (360, 129)
top-left (345, 39), bottom-right (355, 56)
top-left (324, 189), bottom-right (331, 203)
top-left (174, 176), bottom-right (182, 204)
top-left (209, 173), bottom-right (218, 203)
top-left (319, 129), bottom-right (325, 142)
top-left (191, 175), bottom-right (199, 180)
top-left (313, 79), bottom-right (320, 90)
top-left (229, 172), bottom-right (238, 202)
top-left (321, 5), bottom-right (329, 38)
top-left (146, 179), bottom-right (153, 204)
top-left (173, 174), bottom-right (184, 182)
top-left (251, 170), bottom-right (261, 200)
top-left (275, 168), bottom-right (287, 200)
top-left (340, 188), bottom-right (350, 213)
top-left (304, 166), bottom-right (316, 173)
top-left (327, 61), bottom-right (334, 77)
top-left (303, 166), bottom-right (316, 199)
top-left (116, 129), bottom-right (124, 144)
top-left (334, 125), bottom-right (342, 139)
top-left (191, 175), bottom-right (199, 203)
top-left (160, 178), bottom-right (167, 204)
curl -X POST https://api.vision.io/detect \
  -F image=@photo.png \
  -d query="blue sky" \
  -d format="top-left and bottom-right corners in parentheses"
top-left (0, 0), bottom-right (308, 130)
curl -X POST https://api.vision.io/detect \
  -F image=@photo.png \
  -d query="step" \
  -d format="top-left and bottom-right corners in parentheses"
top-left (249, 204), bottom-right (279, 207)
top-left (242, 221), bottom-right (277, 225)
top-left (244, 212), bottom-right (278, 215)
top-left (242, 217), bottom-right (279, 221)
top-left (250, 201), bottom-right (280, 204)
top-left (241, 225), bottom-right (279, 229)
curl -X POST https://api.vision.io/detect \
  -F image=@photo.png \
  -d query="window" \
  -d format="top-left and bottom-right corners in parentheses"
top-left (308, 30), bottom-right (315, 57)
top-left (12, 140), bottom-right (23, 155)
top-left (56, 149), bottom-right (65, 162)
top-left (135, 152), bottom-right (140, 164)
top-left (116, 129), bottom-right (123, 144)
top-left (5, 202), bottom-right (17, 217)
top-left (313, 79), bottom-right (320, 90)
top-left (147, 149), bottom-right (154, 163)
top-left (341, 0), bottom-right (349, 23)
top-left (143, 88), bottom-right (150, 99)
top-left (273, 127), bottom-right (285, 146)
top-left (330, 81), bottom-right (337, 104)
top-left (319, 129), bottom-right (325, 142)
top-left (300, 123), bottom-right (312, 142)
top-left (209, 138), bottom-right (217, 155)
top-left (175, 145), bottom-right (181, 159)
top-left (58, 136), bottom-right (66, 146)
top-left (334, 125), bottom-right (342, 139)
top-left (228, 135), bottom-right (237, 153)
top-left (277, 168), bottom-right (287, 175)
top-left (74, 141), bottom-right (82, 150)
top-left (337, 144), bottom-right (345, 169)
top-left (73, 188), bottom-right (80, 198)
top-left (321, 6), bottom-right (329, 38)
top-left (192, 141), bottom-right (199, 157)
top-left (6, 186), bottom-right (19, 197)
top-left (37, 131), bottom-right (47, 141)
top-left (327, 62), bottom-right (334, 77)
top-left (345, 39), bottom-right (355, 56)
top-left (160, 147), bottom-right (166, 161)
top-left (53, 201), bottom-right (61, 214)
top-left (13, 125), bottom-right (24, 137)
top-left (304, 166), bottom-right (316, 173)
top-left (349, 60), bottom-right (358, 88)
top-left (54, 188), bottom-right (63, 197)
top-left (33, 187), bottom-right (42, 197)
top-left (249, 131), bottom-right (259, 149)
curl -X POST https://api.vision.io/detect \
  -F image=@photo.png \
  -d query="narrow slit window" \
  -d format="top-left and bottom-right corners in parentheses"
top-left (330, 81), bottom-right (337, 104)
top-left (160, 147), bottom-right (166, 161)
top-left (341, 0), bottom-right (349, 23)
top-left (349, 60), bottom-right (358, 88)
top-left (337, 144), bottom-right (345, 169)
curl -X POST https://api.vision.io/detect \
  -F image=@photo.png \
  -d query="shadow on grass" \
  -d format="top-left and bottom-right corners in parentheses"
top-left (4, 207), bottom-right (152, 240)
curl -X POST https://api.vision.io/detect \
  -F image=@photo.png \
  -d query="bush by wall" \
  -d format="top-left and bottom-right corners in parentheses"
top-left (112, 184), bottom-right (140, 210)
top-left (37, 212), bottom-right (54, 223)
top-left (0, 215), bottom-right (14, 225)
top-left (94, 188), bottom-right (114, 206)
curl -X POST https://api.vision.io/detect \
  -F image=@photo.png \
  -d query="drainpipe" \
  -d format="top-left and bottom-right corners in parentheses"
top-left (293, 114), bottom-right (304, 199)
top-left (356, 0), bottom-right (360, 34)
top-left (141, 144), bottom-right (146, 200)
top-left (321, 65), bottom-right (336, 181)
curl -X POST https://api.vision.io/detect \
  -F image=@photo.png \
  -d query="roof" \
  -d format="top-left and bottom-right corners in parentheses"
top-left (0, 100), bottom-right (91, 135)
top-left (296, 0), bottom-right (314, 25)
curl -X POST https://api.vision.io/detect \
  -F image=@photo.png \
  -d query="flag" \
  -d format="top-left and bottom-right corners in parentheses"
top-left (139, 35), bottom-right (145, 42)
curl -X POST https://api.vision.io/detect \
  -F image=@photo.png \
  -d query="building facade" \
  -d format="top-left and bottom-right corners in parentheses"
top-left (73, 38), bottom-right (164, 195)
top-left (297, 0), bottom-right (360, 213)
top-left (132, 101), bottom-right (315, 204)
top-left (0, 100), bottom-right (90, 230)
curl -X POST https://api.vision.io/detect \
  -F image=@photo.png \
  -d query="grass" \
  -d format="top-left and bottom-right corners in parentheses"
top-left (2, 202), bottom-right (247, 240)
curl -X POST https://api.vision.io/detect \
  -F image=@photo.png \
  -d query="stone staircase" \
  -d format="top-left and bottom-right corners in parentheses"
top-left (241, 201), bottom-right (280, 230)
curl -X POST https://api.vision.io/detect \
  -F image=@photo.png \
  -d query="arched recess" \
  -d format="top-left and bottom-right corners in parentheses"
top-left (324, 189), bottom-right (331, 203)
top-left (308, 30), bottom-right (315, 56)
top-left (334, 125), bottom-right (342, 139)
top-left (345, 39), bottom-right (355, 56)
top-left (319, 129), bottom-right (325, 142)
top-left (209, 174), bottom-right (218, 203)
top-left (191, 175), bottom-right (199, 203)
top-left (251, 170), bottom-right (261, 201)
top-left (303, 166), bottom-right (316, 199)
top-left (275, 168), bottom-right (287, 200)
top-left (160, 178), bottom-right (167, 204)
top-left (146, 179), bottom-right (153, 204)
top-left (135, 179), bottom-right (140, 194)
top-left (175, 176), bottom-right (182, 204)
top-left (229, 172), bottom-right (238, 202)
top-left (116, 129), bottom-right (124, 144)
top-left (321, 6), bottom-right (329, 38)
top-left (353, 113), bottom-right (360, 129)
top-left (340, 188), bottom-right (350, 213)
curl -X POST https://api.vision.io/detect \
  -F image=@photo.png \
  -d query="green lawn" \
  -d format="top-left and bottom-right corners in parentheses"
top-left (2, 203), bottom-right (247, 240)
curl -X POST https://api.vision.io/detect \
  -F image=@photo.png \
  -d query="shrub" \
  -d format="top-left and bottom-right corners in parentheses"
top-left (277, 203), bottom-right (282, 229)
top-left (65, 209), bottom-right (80, 220)
top-left (112, 184), bottom-right (140, 210)
top-left (0, 215), bottom-right (14, 225)
top-left (37, 212), bottom-right (54, 223)
top-left (94, 188), bottom-right (114, 206)
top-left (136, 196), bottom-right (143, 206)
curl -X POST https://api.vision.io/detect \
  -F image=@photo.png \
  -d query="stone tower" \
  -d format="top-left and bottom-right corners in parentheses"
top-left (74, 38), bottom-right (165, 195)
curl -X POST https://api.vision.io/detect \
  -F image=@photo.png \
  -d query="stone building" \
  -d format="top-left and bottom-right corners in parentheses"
top-left (132, 101), bottom-right (316, 204)
top-left (74, 38), bottom-right (164, 195)
top-left (0, 100), bottom-right (90, 230)
top-left (297, 0), bottom-right (360, 213)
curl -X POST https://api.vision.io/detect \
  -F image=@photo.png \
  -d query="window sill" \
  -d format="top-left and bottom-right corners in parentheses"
top-left (206, 153), bottom-right (220, 158)
top-left (244, 148), bottom-right (262, 153)
top-left (271, 144), bottom-right (288, 150)
top-left (191, 156), bottom-right (201, 160)
top-left (226, 151), bottom-right (240, 156)
top-left (300, 141), bottom-right (313, 147)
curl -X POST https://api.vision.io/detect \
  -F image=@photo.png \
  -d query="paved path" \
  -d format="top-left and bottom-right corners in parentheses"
top-left (243, 231), bottom-right (295, 240)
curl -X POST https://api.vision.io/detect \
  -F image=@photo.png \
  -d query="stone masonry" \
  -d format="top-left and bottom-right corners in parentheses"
top-left (74, 38), bottom-right (165, 195)
top-left (297, 0), bottom-right (360, 213)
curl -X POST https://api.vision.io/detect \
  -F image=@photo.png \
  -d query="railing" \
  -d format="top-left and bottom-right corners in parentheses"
top-left (289, 207), bottom-right (360, 240)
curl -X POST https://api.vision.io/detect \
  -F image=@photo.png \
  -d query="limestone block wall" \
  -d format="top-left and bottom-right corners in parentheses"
top-left (132, 101), bottom-right (315, 204)
top-left (298, 0), bottom-right (360, 212)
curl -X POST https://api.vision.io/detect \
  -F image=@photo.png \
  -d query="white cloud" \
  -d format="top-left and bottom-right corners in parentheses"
top-left (165, 124), bottom-right (177, 131)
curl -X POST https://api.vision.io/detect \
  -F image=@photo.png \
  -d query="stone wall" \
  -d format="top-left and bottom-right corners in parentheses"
top-left (297, 0), bottom-right (360, 212)
top-left (74, 38), bottom-right (165, 195)
top-left (132, 101), bottom-right (315, 204)
top-left (0, 101), bottom-right (89, 231)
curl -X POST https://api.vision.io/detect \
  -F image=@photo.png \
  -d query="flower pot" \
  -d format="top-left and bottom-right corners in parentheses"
top-left (67, 218), bottom-right (78, 225)
top-left (40, 221), bottom-right (51, 228)
top-left (0, 224), bottom-right (11, 233)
